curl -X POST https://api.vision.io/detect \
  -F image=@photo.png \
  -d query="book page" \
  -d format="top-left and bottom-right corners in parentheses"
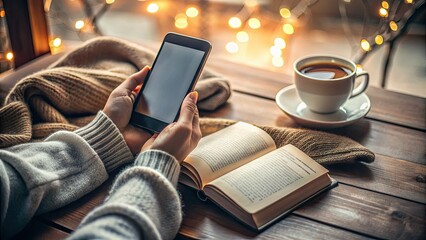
top-left (183, 122), bottom-right (276, 187)
top-left (208, 144), bottom-right (329, 213)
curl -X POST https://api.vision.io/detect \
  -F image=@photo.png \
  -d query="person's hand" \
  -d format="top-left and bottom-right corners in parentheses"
top-left (103, 66), bottom-right (152, 155)
top-left (142, 92), bottom-right (202, 163)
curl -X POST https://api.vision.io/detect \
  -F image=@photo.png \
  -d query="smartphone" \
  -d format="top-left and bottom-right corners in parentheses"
top-left (130, 33), bottom-right (212, 133)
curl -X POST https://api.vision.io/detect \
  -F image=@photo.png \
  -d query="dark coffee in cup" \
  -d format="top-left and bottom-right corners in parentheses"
top-left (294, 55), bottom-right (369, 113)
top-left (300, 63), bottom-right (352, 80)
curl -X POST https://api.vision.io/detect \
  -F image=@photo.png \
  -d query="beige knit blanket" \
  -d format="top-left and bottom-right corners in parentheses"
top-left (0, 37), bottom-right (374, 165)
top-left (0, 37), bottom-right (231, 147)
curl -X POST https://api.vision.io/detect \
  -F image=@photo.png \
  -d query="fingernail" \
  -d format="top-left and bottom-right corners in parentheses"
top-left (190, 91), bottom-right (198, 103)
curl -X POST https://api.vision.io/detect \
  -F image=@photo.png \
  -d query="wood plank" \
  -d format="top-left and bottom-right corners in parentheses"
top-left (202, 92), bottom-right (426, 164)
top-left (41, 178), bottom-right (111, 231)
top-left (207, 57), bottom-right (426, 131)
top-left (293, 184), bottom-right (425, 239)
top-left (328, 154), bottom-right (426, 204)
top-left (177, 186), bottom-right (374, 240)
top-left (41, 178), bottom-right (425, 239)
top-left (12, 219), bottom-right (68, 240)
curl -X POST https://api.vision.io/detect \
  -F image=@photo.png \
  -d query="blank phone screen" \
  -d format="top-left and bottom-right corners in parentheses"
top-left (135, 42), bottom-right (205, 123)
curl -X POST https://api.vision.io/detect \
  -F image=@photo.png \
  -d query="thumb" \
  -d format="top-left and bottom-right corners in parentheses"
top-left (178, 91), bottom-right (198, 125)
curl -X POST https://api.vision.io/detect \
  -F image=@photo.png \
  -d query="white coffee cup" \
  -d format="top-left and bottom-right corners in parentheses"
top-left (294, 55), bottom-right (369, 113)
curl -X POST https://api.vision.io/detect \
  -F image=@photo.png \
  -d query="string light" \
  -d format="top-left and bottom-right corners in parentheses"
top-left (381, 1), bottom-right (389, 9)
top-left (236, 31), bottom-right (249, 42)
top-left (175, 14), bottom-right (188, 29)
top-left (389, 21), bottom-right (398, 31)
top-left (283, 23), bottom-right (294, 35)
top-left (272, 56), bottom-right (284, 67)
top-left (356, 64), bottom-right (363, 74)
top-left (375, 35), bottom-right (384, 45)
top-left (105, 0), bottom-right (115, 4)
top-left (147, 3), bottom-right (159, 13)
top-left (248, 18), bottom-right (261, 29)
top-left (6, 52), bottom-right (13, 61)
top-left (270, 46), bottom-right (282, 57)
top-left (361, 39), bottom-right (371, 51)
top-left (0, 9), bottom-right (5, 17)
top-left (274, 38), bottom-right (286, 49)
top-left (75, 20), bottom-right (85, 30)
top-left (186, 7), bottom-right (199, 18)
top-left (379, 8), bottom-right (388, 17)
top-left (279, 8), bottom-right (291, 18)
top-left (226, 42), bottom-right (239, 54)
top-left (228, 17), bottom-right (242, 28)
top-left (405, 0), bottom-right (413, 4)
top-left (49, 37), bottom-right (62, 48)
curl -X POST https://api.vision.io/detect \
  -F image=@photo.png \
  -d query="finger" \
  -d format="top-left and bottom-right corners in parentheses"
top-left (117, 66), bottom-right (150, 95)
top-left (192, 104), bottom-right (200, 134)
top-left (178, 91), bottom-right (198, 126)
top-left (192, 107), bottom-right (202, 141)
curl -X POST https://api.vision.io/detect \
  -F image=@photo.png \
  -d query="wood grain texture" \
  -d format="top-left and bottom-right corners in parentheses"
top-left (328, 154), bottom-right (426, 204)
top-left (177, 186), bottom-right (373, 240)
top-left (294, 184), bottom-right (426, 240)
top-left (207, 57), bottom-right (426, 131)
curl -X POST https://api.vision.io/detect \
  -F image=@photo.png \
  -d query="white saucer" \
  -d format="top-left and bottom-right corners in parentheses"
top-left (275, 85), bottom-right (371, 129)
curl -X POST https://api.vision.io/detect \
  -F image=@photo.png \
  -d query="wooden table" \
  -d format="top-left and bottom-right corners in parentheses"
top-left (15, 58), bottom-right (426, 240)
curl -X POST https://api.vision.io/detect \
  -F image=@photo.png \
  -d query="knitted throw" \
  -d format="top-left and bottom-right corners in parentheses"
top-left (0, 37), bottom-right (231, 147)
top-left (199, 118), bottom-right (375, 165)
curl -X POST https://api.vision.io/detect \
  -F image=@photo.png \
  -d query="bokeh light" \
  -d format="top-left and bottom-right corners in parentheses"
top-left (381, 1), bottom-right (389, 9)
top-left (50, 37), bottom-right (62, 48)
top-left (274, 38), bottom-right (286, 49)
top-left (6, 52), bottom-right (13, 61)
top-left (270, 46), bottom-right (282, 57)
top-left (379, 8), bottom-right (388, 17)
top-left (389, 21), bottom-right (398, 31)
top-left (361, 39), bottom-right (371, 51)
top-left (147, 3), bottom-right (159, 13)
top-left (186, 7), bottom-right (199, 18)
top-left (228, 17), bottom-right (242, 28)
top-left (248, 18), bottom-right (261, 29)
top-left (236, 31), bottom-right (249, 42)
top-left (279, 8), bottom-right (291, 18)
top-left (226, 42), bottom-right (239, 53)
top-left (75, 20), bottom-right (85, 30)
top-left (283, 24), bottom-right (294, 35)
top-left (272, 56), bottom-right (284, 67)
top-left (375, 35), bottom-right (384, 45)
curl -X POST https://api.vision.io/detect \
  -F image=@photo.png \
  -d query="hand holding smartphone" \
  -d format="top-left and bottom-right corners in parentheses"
top-left (130, 33), bottom-right (211, 133)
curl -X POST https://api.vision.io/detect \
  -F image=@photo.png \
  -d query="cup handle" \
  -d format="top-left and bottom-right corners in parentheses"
top-left (350, 71), bottom-right (369, 98)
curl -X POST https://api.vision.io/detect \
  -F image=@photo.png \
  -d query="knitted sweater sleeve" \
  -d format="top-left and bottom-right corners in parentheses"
top-left (68, 150), bottom-right (182, 240)
top-left (0, 111), bottom-right (134, 239)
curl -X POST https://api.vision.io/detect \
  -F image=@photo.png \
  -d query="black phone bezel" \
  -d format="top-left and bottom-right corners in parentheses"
top-left (130, 32), bottom-right (212, 133)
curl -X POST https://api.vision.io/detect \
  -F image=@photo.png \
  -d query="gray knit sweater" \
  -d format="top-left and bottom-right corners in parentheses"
top-left (0, 112), bottom-right (182, 239)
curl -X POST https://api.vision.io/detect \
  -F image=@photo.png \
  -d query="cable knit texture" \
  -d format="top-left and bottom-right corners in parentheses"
top-left (74, 111), bottom-right (134, 173)
top-left (0, 37), bottom-right (231, 148)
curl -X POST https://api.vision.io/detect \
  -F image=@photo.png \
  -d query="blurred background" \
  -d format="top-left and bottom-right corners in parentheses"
top-left (1, 0), bottom-right (425, 97)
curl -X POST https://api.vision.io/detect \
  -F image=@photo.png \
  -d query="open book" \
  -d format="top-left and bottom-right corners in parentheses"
top-left (180, 122), bottom-right (337, 230)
